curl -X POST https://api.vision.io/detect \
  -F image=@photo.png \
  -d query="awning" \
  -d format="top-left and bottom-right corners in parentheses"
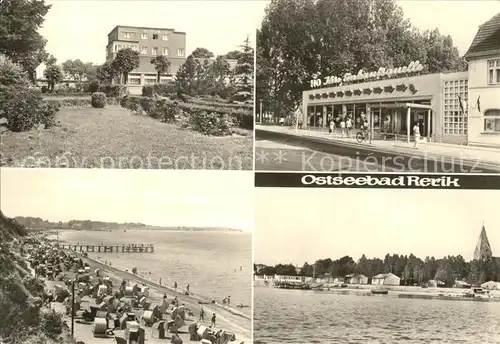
top-left (367, 102), bottom-right (432, 110)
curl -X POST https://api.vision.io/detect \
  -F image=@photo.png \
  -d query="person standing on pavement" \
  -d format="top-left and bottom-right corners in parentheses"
top-left (199, 307), bottom-right (205, 322)
top-left (211, 313), bottom-right (216, 328)
top-left (340, 117), bottom-right (346, 138)
top-left (329, 118), bottom-right (335, 136)
top-left (413, 121), bottom-right (421, 148)
top-left (346, 115), bottom-right (353, 138)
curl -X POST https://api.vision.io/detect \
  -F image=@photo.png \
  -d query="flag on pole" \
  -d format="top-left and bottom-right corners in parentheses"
top-left (477, 95), bottom-right (481, 112)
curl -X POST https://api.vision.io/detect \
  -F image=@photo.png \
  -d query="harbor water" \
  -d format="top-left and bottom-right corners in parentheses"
top-left (254, 286), bottom-right (500, 344)
top-left (52, 229), bottom-right (252, 314)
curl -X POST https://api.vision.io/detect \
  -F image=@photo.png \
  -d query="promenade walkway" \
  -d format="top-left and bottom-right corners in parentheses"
top-left (256, 125), bottom-right (500, 169)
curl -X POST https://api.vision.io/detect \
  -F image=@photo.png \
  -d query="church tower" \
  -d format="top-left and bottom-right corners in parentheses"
top-left (473, 224), bottom-right (493, 261)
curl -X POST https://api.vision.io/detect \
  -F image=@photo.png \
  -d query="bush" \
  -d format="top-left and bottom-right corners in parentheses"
top-left (0, 60), bottom-right (30, 86)
top-left (139, 97), bottom-right (156, 113)
top-left (149, 99), bottom-right (176, 122)
top-left (0, 85), bottom-right (59, 132)
top-left (41, 309), bottom-right (63, 339)
top-left (189, 111), bottom-right (234, 136)
top-left (91, 92), bottom-right (106, 108)
top-left (41, 85), bottom-right (48, 93)
top-left (142, 83), bottom-right (177, 97)
top-left (87, 80), bottom-right (100, 93)
top-left (102, 85), bottom-right (121, 97)
top-left (120, 96), bottom-right (140, 111)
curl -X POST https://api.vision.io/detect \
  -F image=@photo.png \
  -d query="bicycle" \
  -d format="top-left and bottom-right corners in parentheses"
top-left (356, 129), bottom-right (371, 143)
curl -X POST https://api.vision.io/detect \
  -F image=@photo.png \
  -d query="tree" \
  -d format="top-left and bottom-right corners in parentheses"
top-left (0, 0), bottom-right (50, 62)
top-left (224, 50), bottom-right (243, 60)
top-left (17, 49), bottom-right (48, 82)
top-left (191, 47), bottom-right (214, 59)
top-left (257, 0), bottom-right (467, 119)
top-left (61, 59), bottom-right (92, 89)
top-left (43, 64), bottom-right (63, 92)
top-left (112, 48), bottom-right (140, 87)
top-left (211, 56), bottom-right (231, 92)
top-left (175, 55), bottom-right (200, 95)
top-left (150, 55), bottom-right (171, 83)
top-left (232, 36), bottom-right (254, 102)
top-left (96, 60), bottom-right (119, 85)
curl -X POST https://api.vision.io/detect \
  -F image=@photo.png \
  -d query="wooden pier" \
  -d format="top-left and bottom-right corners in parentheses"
top-left (58, 243), bottom-right (155, 253)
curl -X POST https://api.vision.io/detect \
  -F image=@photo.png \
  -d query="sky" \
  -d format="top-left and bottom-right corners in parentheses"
top-left (36, 0), bottom-right (261, 67)
top-left (0, 169), bottom-right (253, 232)
top-left (254, 0), bottom-right (500, 56)
top-left (255, 188), bottom-right (500, 265)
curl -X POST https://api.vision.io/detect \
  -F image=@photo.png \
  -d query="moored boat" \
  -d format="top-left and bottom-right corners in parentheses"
top-left (371, 288), bottom-right (389, 295)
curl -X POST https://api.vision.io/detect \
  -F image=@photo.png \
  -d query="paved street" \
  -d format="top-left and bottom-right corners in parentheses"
top-left (255, 127), bottom-right (500, 173)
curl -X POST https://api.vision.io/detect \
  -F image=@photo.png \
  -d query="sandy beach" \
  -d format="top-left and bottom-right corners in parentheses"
top-left (42, 249), bottom-right (251, 344)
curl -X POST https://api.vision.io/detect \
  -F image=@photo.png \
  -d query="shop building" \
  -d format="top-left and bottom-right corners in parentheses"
top-left (301, 13), bottom-right (500, 146)
top-left (302, 66), bottom-right (468, 144)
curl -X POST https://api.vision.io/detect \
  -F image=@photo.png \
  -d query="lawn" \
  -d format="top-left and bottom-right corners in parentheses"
top-left (0, 106), bottom-right (253, 169)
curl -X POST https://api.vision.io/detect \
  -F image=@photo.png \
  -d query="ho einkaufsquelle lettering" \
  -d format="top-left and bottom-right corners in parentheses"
top-left (310, 60), bottom-right (424, 88)
top-left (301, 175), bottom-right (460, 187)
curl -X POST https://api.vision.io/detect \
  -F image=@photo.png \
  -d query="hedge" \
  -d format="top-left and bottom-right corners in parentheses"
top-left (185, 96), bottom-right (253, 111)
top-left (121, 96), bottom-right (253, 130)
top-left (46, 97), bottom-right (120, 108)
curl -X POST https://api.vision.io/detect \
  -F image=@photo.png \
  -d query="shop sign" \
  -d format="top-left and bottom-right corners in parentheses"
top-left (310, 61), bottom-right (424, 88)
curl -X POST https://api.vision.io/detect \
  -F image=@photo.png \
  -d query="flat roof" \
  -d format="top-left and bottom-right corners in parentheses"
top-left (108, 25), bottom-right (186, 36)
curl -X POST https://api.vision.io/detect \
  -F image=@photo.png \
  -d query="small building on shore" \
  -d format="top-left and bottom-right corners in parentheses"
top-left (453, 280), bottom-right (472, 288)
top-left (345, 274), bottom-right (368, 285)
top-left (371, 273), bottom-right (401, 286)
top-left (481, 280), bottom-right (500, 290)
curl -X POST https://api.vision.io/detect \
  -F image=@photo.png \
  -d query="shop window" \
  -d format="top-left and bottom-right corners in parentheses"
top-left (484, 109), bottom-right (500, 132)
top-left (488, 60), bottom-right (500, 85)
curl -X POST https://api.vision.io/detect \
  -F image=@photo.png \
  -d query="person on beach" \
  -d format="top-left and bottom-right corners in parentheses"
top-left (340, 118), bottom-right (346, 138)
top-left (159, 278), bottom-right (162, 286)
top-left (211, 313), bottom-right (216, 328)
top-left (227, 296), bottom-right (230, 306)
top-left (174, 281), bottom-right (177, 292)
top-left (187, 284), bottom-right (190, 293)
top-left (199, 307), bottom-right (205, 322)
top-left (222, 297), bottom-right (227, 305)
top-left (413, 121), bottom-right (421, 148)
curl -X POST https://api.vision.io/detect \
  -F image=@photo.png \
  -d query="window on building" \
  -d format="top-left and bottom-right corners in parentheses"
top-left (488, 60), bottom-right (500, 85)
top-left (141, 47), bottom-right (148, 55)
top-left (124, 32), bottom-right (135, 39)
top-left (144, 78), bottom-right (156, 85)
top-left (484, 109), bottom-right (500, 132)
top-left (443, 79), bottom-right (468, 136)
top-left (152, 47), bottom-right (158, 55)
top-left (153, 34), bottom-right (159, 40)
top-left (177, 49), bottom-right (185, 57)
top-left (141, 33), bottom-right (148, 40)
top-left (128, 77), bottom-right (141, 85)
top-left (163, 48), bottom-right (169, 56)
top-left (162, 34), bottom-right (169, 41)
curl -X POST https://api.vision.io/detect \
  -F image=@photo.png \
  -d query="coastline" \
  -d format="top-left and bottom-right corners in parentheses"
top-left (255, 283), bottom-right (500, 302)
